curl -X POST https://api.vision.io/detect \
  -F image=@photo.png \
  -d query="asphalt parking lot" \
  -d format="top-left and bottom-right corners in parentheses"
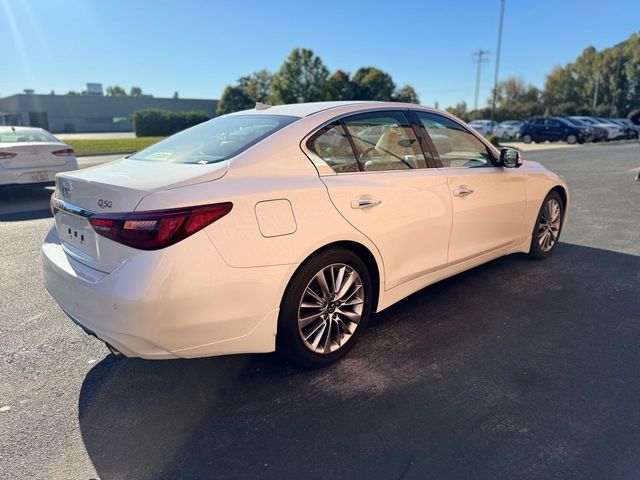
top-left (1, 143), bottom-right (639, 479)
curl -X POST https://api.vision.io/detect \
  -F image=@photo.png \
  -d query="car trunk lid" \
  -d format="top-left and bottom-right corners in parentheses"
top-left (53, 158), bottom-right (228, 272)
top-left (1, 142), bottom-right (71, 168)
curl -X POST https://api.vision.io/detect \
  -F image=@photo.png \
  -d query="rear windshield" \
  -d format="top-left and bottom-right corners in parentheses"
top-left (0, 130), bottom-right (60, 143)
top-left (131, 114), bottom-right (299, 164)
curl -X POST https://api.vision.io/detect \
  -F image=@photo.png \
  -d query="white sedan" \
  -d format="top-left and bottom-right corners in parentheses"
top-left (494, 120), bottom-right (523, 138)
top-left (42, 101), bottom-right (568, 367)
top-left (467, 119), bottom-right (498, 137)
top-left (0, 126), bottom-right (78, 185)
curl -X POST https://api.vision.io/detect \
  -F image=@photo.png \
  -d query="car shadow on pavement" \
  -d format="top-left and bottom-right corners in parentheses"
top-left (0, 184), bottom-right (53, 221)
top-left (78, 243), bottom-right (640, 480)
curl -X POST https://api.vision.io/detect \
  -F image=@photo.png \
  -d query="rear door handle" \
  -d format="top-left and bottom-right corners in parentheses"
top-left (351, 197), bottom-right (382, 209)
top-left (453, 186), bottom-right (474, 197)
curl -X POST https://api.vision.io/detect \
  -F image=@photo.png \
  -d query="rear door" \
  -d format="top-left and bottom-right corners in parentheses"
top-left (413, 111), bottom-right (526, 264)
top-left (308, 110), bottom-right (452, 290)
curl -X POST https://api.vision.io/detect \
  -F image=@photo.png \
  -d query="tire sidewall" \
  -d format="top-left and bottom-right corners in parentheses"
top-left (529, 191), bottom-right (564, 259)
top-left (277, 248), bottom-right (373, 367)
top-left (522, 133), bottom-right (533, 144)
top-left (566, 133), bottom-right (577, 144)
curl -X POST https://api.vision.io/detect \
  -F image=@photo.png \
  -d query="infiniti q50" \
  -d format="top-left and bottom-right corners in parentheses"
top-left (42, 101), bottom-right (568, 367)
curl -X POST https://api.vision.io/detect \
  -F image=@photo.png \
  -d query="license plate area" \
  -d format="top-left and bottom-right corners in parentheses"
top-left (57, 211), bottom-right (99, 260)
top-left (30, 171), bottom-right (54, 182)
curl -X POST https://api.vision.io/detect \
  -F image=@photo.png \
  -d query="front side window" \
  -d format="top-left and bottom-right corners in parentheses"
top-left (131, 114), bottom-right (298, 164)
top-left (342, 111), bottom-right (427, 171)
top-left (307, 123), bottom-right (359, 173)
top-left (415, 112), bottom-right (493, 168)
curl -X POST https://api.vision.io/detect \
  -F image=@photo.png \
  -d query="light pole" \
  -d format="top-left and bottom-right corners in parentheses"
top-left (473, 49), bottom-right (490, 119)
top-left (490, 0), bottom-right (505, 131)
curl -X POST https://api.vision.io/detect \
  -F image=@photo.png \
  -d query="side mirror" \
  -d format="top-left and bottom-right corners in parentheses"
top-left (500, 148), bottom-right (522, 168)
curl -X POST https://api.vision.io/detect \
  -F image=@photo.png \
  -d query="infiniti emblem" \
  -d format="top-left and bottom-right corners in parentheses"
top-left (60, 180), bottom-right (71, 199)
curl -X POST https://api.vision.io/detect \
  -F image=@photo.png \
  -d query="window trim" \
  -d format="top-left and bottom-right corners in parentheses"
top-left (300, 106), bottom-right (502, 175)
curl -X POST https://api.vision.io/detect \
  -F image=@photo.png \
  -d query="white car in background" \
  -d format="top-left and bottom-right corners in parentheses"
top-left (0, 126), bottom-right (78, 185)
top-left (467, 119), bottom-right (498, 137)
top-left (494, 120), bottom-right (522, 138)
top-left (42, 101), bottom-right (568, 367)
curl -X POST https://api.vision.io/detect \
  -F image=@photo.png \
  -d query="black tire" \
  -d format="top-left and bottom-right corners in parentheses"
top-left (528, 191), bottom-right (564, 260)
top-left (277, 248), bottom-right (373, 368)
top-left (522, 133), bottom-right (533, 144)
top-left (565, 133), bottom-right (578, 144)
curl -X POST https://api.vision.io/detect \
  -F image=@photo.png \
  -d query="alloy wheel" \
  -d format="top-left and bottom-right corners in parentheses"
top-left (297, 263), bottom-right (364, 354)
top-left (538, 198), bottom-right (561, 252)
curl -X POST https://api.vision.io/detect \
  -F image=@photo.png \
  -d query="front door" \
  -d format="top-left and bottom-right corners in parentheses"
top-left (413, 111), bottom-right (527, 264)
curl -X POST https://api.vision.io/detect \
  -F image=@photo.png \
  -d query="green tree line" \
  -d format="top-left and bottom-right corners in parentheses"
top-left (449, 31), bottom-right (640, 122)
top-left (216, 48), bottom-right (420, 114)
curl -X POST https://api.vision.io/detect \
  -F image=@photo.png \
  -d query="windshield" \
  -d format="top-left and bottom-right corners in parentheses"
top-left (0, 130), bottom-right (60, 143)
top-left (131, 114), bottom-right (299, 164)
top-left (564, 118), bottom-right (583, 126)
top-left (578, 118), bottom-right (598, 125)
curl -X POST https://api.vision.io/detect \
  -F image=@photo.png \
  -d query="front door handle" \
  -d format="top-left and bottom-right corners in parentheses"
top-left (351, 197), bottom-right (382, 209)
top-left (453, 186), bottom-right (474, 197)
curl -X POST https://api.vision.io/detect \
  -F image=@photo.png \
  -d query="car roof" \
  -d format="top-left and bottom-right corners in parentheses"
top-left (226, 100), bottom-right (446, 119)
top-left (0, 126), bottom-right (46, 133)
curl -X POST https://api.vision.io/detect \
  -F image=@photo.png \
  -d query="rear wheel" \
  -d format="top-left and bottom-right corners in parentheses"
top-left (277, 248), bottom-right (373, 367)
top-left (528, 191), bottom-right (564, 259)
top-left (522, 133), bottom-right (533, 144)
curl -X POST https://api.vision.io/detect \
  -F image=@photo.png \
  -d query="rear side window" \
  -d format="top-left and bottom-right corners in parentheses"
top-left (307, 123), bottom-right (359, 173)
top-left (415, 112), bottom-right (493, 168)
top-left (131, 114), bottom-right (298, 164)
top-left (342, 111), bottom-right (427, 171)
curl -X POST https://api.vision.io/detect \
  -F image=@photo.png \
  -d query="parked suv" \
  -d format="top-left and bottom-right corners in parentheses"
top-left (519, 116), bottom-right (592, 144)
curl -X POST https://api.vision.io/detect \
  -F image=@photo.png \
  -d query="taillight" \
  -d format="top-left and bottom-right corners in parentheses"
top-left (0, 152), bottom-right (17, 159)
top-left (52, 148), bottom-right (74, 156)
top-left (88, 202), bottom-right (232, 250)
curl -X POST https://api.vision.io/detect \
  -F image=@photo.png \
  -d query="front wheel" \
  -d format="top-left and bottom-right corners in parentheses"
top-left (522, 133), bottom-right (533, 144)
top-left (566, 133), bottom-right (578, 144)
top-left (528, 192), bottom-right (564, 259)
top-left (277, 248), bottom-right (373, 367)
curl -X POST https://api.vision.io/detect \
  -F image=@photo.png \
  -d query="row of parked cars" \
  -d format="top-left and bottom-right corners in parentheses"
top-left (468, 117), bottom-right (639, 144)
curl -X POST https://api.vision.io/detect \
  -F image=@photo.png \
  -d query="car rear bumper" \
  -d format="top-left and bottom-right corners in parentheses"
top-left (41, 225), bottom-right (292, 359)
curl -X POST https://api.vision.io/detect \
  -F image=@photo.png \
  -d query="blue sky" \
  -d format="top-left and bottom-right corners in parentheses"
top-left (2, 0), bottom-right (639, 108)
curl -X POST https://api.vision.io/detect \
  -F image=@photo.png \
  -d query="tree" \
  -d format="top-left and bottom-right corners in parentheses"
top-left (245, 70), bottom-right (273, 103)
top-left (393, 85), bottom-right (420, 104)
top-left (217, 85), bottom-right (254, 114)
top-left (173, 91), bottom-right (179, 99)
top-left (269, 48), bottom-right (329, 104)
top-left (487, 77), bottom-right (543, 120)
top-left (352, 67), bottom-right (396, 101)
top-left (325, 70), bottom-right (355, 100)
top-left (130, 86), bottom-right (143, 96)
top-left (446, 101), bottom-right (468, 120)
top-left (106, 85), bottom-right (127, 96)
